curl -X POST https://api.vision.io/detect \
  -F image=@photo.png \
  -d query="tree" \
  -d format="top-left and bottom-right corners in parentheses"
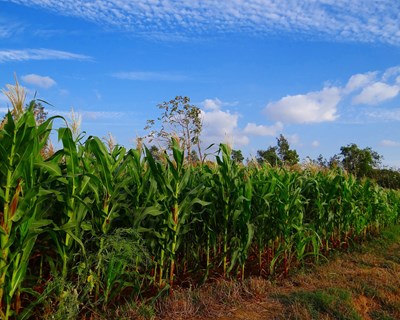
top-left (338, 143), bottom-right (382, 178)
top-left (256, 146), bottom-right (280, 166)
top-left (32, 100), bottom-right (48, 125)
top-left (276, 134), bottom-right (299, 165)
top-left (144, 96), bottom-right (202, 163)
top-left (148, 145), bottom-right (163, 162)
top-left (231, 149), bottom-right (244, 164)
top-left (257, 135), bottom-right (299, 166)
top-left (190, 149), bottom-right (200, 163)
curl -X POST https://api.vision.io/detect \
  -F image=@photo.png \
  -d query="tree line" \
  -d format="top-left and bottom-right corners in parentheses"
top-left (3, 91), bottom-right (399, 190)
top-left (142, 96), bottom-right (400, 190)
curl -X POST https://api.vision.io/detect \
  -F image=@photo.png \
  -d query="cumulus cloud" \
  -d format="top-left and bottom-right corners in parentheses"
top-left (344, 72), bottom-right (377, 93)
top-left (200, 98), bottom-right (249, 148)
top-left (243, 122), bottom-right (283, 136)
top-left (264, 65), bottom-right (400, 125)
top-left (21, 74), bottom-right (56, 88)
top-left (203, 98), bottom-right (223, 111)
top-left (352, 82), bottom-right (400, 105)
top-left (7, 0), bottom-right (400, 45)
top-left (0, 48), bottom-right (92, 63)
top-left (265, 87), bottom-right (341, 124)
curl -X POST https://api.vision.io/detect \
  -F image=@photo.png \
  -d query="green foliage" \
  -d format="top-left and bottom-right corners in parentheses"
top-left (1, 102), bottom-right (400, 318)
top-left (339, 143), bottom-right (382, 178)
top-left (277, 134), bottom-right (299, 165)
top-left (370, 168), bottom-right (400, 189)
top-left (231, 149), bottom-right (244, 164)
top-left (0, 103), bottom-right (58, 319)
top-left (257, 146), bottom-right (280, 166)
top-left (257, 134), bottom-right (299, 166)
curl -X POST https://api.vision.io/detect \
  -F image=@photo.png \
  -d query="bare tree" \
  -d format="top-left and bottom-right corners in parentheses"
top-left (144, 96), bottom-right (202, 163)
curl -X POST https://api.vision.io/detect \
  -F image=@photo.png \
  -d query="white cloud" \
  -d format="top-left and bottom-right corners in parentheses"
top-left (344, 72), bottom-right (377, 93)
top-left (200, 98), bottom-right (249, 148)
top-left (352, 82), bottom-right (400, 105)
top-left (264, 65), bottom-right (400, 125)
top-left (21, 74), bottom-right (56, 88)
top-left (243, 122), bottom-right (283, 136)
top-left (203, 98), bottom-right (222, 111)
top-left (312, 140), bottom-right (320, 147)
top-left (0, 48), bottom-right (92, 63)
top-left (265, 87), bottom-right (341, 124)
top-left (381, 139), bottom-right (400, 147)
top-left (202, 98), bottom-right (238, 111)
top-left (201, 109), bottom-right (247, 146)
top-left (112, 71), bottom-right (187, 81)
top-left (7, 0), bottom-right (400, 45)
top-left (382, 66), bottom-right (400, 81)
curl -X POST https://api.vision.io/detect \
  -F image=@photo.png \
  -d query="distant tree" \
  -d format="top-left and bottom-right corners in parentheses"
top-left (231, 149), bottom-right (244, 164)
top-left (257, 135), bottom-right (299, 166)
top-left (144, 96), bottom-right (202, 163)
top-left (316, 154), bottom-right (328, 168)
top-left (190, 150), bottom-right (200, 163)
top-left (256, 146), bottom-right (280, 166)
top-left (338, 143), bottom-right (382, 178)
top-left (328, 154), bottom-right (341, 169)
top-left (370, 168), bottom-right (400, 189)
top-left (31, 100), bottom-right (48, 125)
top-left (277, 134), bottom-right (299, 165)
top-left (148, 145), bottom-right (163, 162)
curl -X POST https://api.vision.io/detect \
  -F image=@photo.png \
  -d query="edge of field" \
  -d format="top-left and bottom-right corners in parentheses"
top-left (150, 225), bottom-right (400, 320)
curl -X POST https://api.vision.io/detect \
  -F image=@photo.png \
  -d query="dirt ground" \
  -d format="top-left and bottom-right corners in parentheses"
top-left (157, 227), bottom-right (400, 320)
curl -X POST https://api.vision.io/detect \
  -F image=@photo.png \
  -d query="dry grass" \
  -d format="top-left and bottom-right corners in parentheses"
top-left (154, 225), bottom-right (400, 320)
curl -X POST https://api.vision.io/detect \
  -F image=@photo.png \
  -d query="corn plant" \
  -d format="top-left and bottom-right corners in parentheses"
top-left (50, 127), bottom-right (93, 278)
top-left (0, 104), bottom-right (58, 319)
top-left (145, 138), bottom-right (208, 289)
top-left (204, 144), bottom-right (252, 278)
top-left (251, 165), bottom-right (278, 274)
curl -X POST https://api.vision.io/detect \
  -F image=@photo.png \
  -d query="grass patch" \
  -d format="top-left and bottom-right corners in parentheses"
top-left (276, 288), bottom-right (361, 320)
top-left (370, 310), bottom-right (396, 320)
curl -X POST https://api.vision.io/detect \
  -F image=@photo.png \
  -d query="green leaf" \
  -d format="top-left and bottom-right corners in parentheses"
top-left (34, 160), bottom-right (61, 176)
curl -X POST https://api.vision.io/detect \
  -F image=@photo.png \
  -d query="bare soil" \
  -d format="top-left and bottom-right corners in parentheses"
top-left (156, 227), bottom-right (400, 320)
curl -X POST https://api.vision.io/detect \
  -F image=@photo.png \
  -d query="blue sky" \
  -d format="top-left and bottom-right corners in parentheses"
top-left (1, 1), bottom-right (400, 167)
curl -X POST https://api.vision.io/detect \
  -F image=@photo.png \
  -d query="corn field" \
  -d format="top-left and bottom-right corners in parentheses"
top-left (1, 104), bottom-right (400, 318)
